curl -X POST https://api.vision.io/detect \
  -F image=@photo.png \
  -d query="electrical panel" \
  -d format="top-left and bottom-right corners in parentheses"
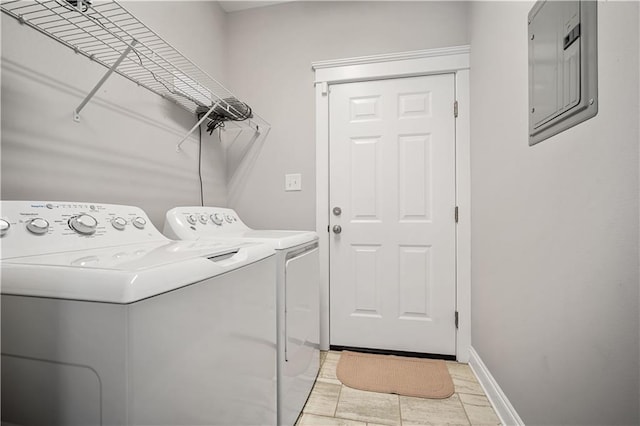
top-left (528, 0), bottom-right (597, 146)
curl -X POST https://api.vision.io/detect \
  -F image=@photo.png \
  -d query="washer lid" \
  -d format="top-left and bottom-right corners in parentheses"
top-left (1, 240), bottom-right (274, 304)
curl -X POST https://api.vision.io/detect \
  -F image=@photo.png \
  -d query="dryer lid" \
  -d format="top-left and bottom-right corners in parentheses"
top-left (211, 230), bottom-right (318, 250)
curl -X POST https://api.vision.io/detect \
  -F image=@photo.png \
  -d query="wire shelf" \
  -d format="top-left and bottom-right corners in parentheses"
top-left (1, 0), bottom-right (269, 138)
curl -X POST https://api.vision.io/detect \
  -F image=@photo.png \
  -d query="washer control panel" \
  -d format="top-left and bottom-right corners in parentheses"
top-left (164, 206), bottom-right (251, 240)
top-left (0, 201), bottom-right (167, 259)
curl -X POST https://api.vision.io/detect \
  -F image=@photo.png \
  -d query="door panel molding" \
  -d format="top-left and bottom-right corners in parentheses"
top-left (329, 75), bottom-right (456, 354)
top-left (313, 45), bottom-right (471, 362)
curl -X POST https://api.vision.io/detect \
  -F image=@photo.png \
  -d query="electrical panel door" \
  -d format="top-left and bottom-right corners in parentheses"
top-left (528, 0), bottom-right (597, 146)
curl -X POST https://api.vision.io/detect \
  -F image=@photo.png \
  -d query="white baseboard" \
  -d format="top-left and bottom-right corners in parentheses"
top-left (468, 347), bottom-right (525, 426)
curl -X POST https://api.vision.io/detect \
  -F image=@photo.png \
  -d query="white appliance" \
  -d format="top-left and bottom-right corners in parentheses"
top-left (0, 201), bottom-right (277, 426)
top-left (164, 206), bottom-right (320, 426)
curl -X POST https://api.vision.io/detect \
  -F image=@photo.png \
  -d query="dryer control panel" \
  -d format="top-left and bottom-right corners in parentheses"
top-left (164, 206), bottom-right (318, 250)
top-left (164, 206), bottom-right (251, 240)
top-left (0, 201), bottom-right (167, 259)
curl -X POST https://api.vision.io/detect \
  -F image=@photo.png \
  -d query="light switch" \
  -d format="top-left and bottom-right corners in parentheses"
top-left (285, 174), bottom-right (302, 191)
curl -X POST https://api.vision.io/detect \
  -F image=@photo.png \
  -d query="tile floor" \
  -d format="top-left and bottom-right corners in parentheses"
top-left (298, 351), bottom-right (501, 426)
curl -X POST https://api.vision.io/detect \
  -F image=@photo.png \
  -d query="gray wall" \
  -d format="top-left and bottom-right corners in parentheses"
top-left (3, 1), bottom-right (639, 423)
top-left (469, 1), bottom-right (640, 425)
top-left (1, 1), bottom-right (228, 228)
top-left (225, 1), bottom-right (469, 230)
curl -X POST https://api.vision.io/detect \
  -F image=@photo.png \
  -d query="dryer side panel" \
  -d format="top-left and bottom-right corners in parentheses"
top-left (280, 246), bottom-right (321, 426)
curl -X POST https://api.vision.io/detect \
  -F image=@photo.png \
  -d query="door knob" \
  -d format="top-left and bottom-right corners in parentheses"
top-left (333, 207), bottom-right (342, 216)
top-left (333, 225), bottom-right (342, 234)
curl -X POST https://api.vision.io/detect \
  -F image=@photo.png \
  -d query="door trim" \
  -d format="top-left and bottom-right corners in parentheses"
top-left (312, 45), bottom-right (471, 362)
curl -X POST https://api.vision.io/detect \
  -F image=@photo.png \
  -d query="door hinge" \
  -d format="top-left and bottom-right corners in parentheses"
top-left (454, 100), bottom-right (459, 118)
top-left (327, 225), bottom-right (330, 233)
top-left (455, 206), bottom-right (459, 223)
top-left (455, 311), bottom-right (459, 329)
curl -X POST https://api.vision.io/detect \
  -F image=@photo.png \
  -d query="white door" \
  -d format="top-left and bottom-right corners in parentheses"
top-left (329, 74), bottom-right (457, 355)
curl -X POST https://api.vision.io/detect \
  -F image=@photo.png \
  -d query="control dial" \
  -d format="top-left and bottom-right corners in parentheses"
top-left (68, 214), bottom-right (98, 235)
top-left (211, 213), bottom-right (224, 226)
top-left (26, 218), bottom-right (50, 235)
top-left (112, 217), bottom-right (127, 231)
top-left (0, 219), bottom-right (11, 236)
top-left (224, 214), bottom-right (235, 223)
top-left (199, 214), bottom-right (209, 224)
top-left (132, 217), bottom-right (146, 229)
top-left (186, 214), bottom-right (197, 225)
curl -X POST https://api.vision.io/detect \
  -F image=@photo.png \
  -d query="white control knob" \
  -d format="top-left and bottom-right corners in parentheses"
top-left (26, 218), bottom-right (49, 235)
top-left (69, 214), bottom-right (98, 235)
top-left (225, 214), bottom-right (234, 223)
top-left (186, 214), bottom-right (197, 225)
top-left (112, 217), bottom-right (127, 231)
top-left (132, 217), bottom-right (146, 229)
top-left (0, 219), bottom-right (11, 236)
top-left (211, 213), bottom-right (224, 225)
top-left (199, 214), bottom-right (209, 224)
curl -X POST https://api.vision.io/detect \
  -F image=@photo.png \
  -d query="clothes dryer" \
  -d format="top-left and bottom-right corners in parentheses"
top-left (164, 206), bottom-right (320, 426)
top-left (0, 201), bottom-right (277, 426)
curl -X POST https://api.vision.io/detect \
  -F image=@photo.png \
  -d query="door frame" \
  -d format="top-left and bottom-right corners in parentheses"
top-left (312, 45), bottom-right (471, 362)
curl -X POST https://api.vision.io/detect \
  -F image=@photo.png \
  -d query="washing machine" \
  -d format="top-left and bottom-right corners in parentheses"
top-left (0, 201), bottom-right (277, 426)
top-left (164, 206), bottom-right (320, 426)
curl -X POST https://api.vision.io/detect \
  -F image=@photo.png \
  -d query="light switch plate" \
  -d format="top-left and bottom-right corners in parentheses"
top-left (285, 173), bottom-right (302, 191)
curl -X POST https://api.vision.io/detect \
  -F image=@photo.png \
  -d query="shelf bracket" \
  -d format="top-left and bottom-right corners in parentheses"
top-left (176, 102), bottom-right (220, 152)
top-left (175, 103), bottom-right (262, 152)
top-left (73, 40), bottom-right (137, 122)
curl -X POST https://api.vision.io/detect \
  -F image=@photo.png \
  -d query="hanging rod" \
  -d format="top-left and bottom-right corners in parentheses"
top-left (1, 0), bottom-right (269, 140)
